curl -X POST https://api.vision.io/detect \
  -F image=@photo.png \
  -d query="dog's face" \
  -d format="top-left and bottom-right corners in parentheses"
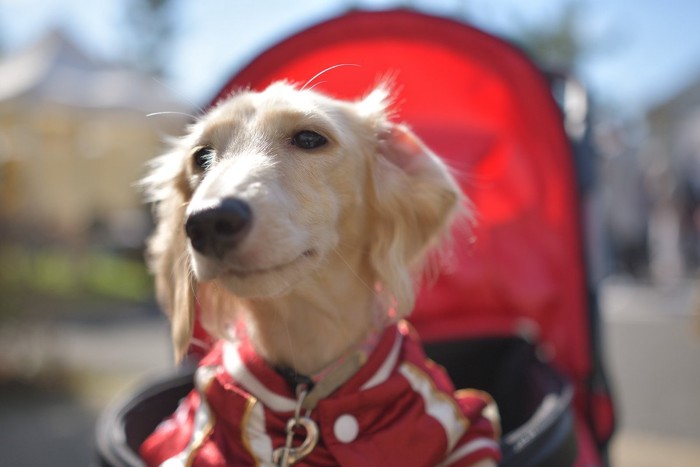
top-left (144, 82), bottom-right (462, 359)
top-left (181, 83), bottom-right (374, 297)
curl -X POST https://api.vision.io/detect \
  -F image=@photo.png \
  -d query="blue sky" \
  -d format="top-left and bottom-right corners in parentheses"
top-left (2, 0), bottom-right (700, 116)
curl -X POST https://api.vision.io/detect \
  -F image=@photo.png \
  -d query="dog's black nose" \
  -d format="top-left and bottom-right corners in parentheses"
top-left (185, 198), bottom-right (252, 258)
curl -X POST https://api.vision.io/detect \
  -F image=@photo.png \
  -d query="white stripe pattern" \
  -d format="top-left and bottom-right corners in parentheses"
top-left (398, 362), bottom-right (468, 452)
top-left (244, 399), bottom-right (275, 466)
top-left (360, 332), bottom-right (403, 390)
top-left (223, 341), bottom-right (297, 412)
top-left (159, 366), bottom-right (217, 467)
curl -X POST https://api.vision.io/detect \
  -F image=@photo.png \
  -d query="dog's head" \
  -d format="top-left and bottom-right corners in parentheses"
top-left (143, 81), bottom-right (462, 359)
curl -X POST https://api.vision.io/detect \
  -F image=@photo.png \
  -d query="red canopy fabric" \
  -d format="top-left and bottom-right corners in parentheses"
top-left (212, 9), bottom-right (590, 386)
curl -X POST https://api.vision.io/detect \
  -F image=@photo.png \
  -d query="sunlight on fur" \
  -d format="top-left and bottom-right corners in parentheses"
top-left (139, 81), bottom-right (502, 467)
top-left (143, 81), bottom-right (464, 371)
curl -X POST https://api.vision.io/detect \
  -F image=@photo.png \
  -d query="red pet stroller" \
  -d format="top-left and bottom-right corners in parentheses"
top-left (97, 9), bottom-right (615, 466)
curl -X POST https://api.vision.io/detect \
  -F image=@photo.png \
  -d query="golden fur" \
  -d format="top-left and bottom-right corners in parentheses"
top-left (143, 81), bottom-right (462, 375)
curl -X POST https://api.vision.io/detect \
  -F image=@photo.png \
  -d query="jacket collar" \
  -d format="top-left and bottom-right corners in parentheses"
top-left (221, 322), bottom-right (404, 412)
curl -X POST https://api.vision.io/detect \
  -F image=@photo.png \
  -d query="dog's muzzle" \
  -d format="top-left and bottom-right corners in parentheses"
top-left (185, 197), bottom-right (252, 258)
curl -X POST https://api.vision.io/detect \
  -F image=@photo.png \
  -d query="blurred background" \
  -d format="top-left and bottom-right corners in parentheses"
top-left (0, 0), bottom-right (699, 465)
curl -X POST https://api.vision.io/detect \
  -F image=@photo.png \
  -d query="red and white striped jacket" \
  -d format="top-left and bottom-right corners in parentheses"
top-left (140, 321), bottom-right (501, 466)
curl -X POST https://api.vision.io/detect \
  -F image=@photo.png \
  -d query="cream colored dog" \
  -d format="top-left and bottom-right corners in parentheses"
top-left (142, 82), bottom-right (498, 466)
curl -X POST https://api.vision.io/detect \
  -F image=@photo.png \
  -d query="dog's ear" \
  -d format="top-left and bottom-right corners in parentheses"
top-left (143, 150), bottom-right (195, 362)
top-left (368, 119), bottom-right (463, 318)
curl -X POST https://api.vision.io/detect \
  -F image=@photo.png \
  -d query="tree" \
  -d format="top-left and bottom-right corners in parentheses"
top-left (123, 0), bottom-right (176, 77)
top-left (512, 0), bottom-right (592, 74)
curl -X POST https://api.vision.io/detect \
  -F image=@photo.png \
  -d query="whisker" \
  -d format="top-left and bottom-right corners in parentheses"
top-left (175, 249), bottom-right (190, 275)
top-left (269, 283), bottom-right (303, 374)
top-left (333, 240), bottom-right (367, 253)
top-left (305, 80), bottom-right (326, 92)
top-left (332, 249), bottom-right (377, 296)
top-left (147, 111), bottom-right (199, 120)
top-left (151, 76), bottom-right (205, 114)
top-left (301, 64), bottom-right (361, 91)
top-left (175, 250), bottom-right (197, 298)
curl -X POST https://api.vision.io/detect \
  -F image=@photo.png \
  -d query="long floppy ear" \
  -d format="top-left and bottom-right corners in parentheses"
top-left (142, 149), bottom-right (196, 362)
top-left (367, 110), bottom-right (463, 318)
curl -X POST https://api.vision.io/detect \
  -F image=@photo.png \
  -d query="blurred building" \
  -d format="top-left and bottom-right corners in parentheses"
top-left (645, 76), bottom-right (700, 281)
top-left (0, 31), bottom-right (189, 248)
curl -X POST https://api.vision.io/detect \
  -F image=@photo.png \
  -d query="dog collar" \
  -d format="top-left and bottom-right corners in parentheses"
top-left (276, 325), bottom-right (383, 410)
top-left (223, 321), bottom-right (402, 415)
top-left (272, 325), bottom-right (387, 465)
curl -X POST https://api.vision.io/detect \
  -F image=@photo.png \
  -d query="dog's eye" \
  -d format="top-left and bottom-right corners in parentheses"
top-left (192, 146), bottom-right (215, 170)
top-left (292, 131), bottom-right (328, 150)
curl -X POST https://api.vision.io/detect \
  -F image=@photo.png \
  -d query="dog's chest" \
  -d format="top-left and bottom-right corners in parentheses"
top-left (140, 323), bottom-right (500, 466)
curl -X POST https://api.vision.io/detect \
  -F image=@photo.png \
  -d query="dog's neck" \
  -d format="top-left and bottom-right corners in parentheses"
top-left (238, 252), bottom-right (380, 376)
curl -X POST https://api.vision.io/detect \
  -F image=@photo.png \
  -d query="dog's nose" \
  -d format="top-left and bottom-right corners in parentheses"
top-left (185, 198), bottom-right (252, 258)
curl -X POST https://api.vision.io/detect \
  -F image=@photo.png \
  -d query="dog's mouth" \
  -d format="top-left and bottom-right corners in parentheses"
top-left (223, 249), bottom-right (317, 278)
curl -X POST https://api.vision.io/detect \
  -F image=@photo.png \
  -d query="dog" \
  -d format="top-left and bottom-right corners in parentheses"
top-left (140, 82), bottom-right (500, 466)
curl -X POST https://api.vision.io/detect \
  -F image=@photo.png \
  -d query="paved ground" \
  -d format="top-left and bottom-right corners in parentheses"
top-left (600, 278), bottom-right (700, 466)
top-left (0, 316), bottom-right (173, 466)
top-left (1, 278), bottom-right (699, 466)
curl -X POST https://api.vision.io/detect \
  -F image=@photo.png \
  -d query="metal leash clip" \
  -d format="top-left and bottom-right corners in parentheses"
top-left (272, 385), bottom-right (319, 466)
